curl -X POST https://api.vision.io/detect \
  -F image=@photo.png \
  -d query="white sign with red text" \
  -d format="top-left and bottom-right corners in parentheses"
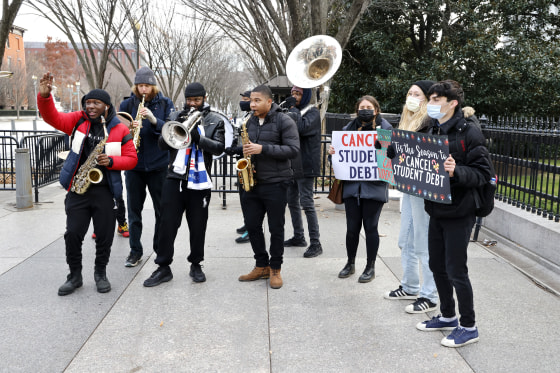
top-left (331, 131), bottom-right (380, 181)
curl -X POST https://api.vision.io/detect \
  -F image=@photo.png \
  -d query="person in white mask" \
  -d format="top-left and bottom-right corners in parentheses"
top-left (384, 80), bottom-right (440, 315)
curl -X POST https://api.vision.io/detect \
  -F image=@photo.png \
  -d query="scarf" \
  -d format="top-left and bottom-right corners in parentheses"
top-left (172, 126), bottom-right (213, 190)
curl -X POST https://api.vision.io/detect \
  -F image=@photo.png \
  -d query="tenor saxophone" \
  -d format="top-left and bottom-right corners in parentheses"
top-left (70, 116), bottom-right (108, 195)
top-left (131, 94), bottom-right (145, 152)
top-left (236, 113), bottom-right (255, 191)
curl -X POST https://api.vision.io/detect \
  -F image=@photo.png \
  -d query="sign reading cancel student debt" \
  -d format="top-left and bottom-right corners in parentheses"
top-left (391, 129), bottom-right (452, 204)
top-left (331, 131), bottom-right (380, 180)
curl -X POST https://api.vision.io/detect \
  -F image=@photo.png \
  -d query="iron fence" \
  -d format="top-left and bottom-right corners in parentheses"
top-left (482, 116), bottom-right (560, 222)
top-left (0, 136), bottom-right (18, 190)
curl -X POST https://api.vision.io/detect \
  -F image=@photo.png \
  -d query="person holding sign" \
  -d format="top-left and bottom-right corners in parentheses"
top-left (384, 81), bottom-right (440, 314)
top-left (328, 95), bottom-right (392, 283)
top-left (416, 81), bottom-right (492, 348)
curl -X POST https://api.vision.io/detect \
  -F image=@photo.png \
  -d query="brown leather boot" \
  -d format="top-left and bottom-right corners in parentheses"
top-left (238, 266), bottom-right (271, 281)
top-left (269, 268), bottom-right (283, 289)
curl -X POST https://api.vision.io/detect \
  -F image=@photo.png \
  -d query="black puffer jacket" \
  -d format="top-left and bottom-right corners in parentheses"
top-left (424, 107), bottom-right (492, 219)
top-left (159, 103), bottom-right (225, 179)
top-left (246, 103), bottom-right (300, 183)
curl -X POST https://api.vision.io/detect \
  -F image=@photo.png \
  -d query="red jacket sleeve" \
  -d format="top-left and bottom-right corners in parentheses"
top-left (37, 94), bottom-right (84, 135)
top-left (108, 123), bottom-right (138, 171)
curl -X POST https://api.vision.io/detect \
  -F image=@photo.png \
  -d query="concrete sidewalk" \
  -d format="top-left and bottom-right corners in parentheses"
top-left (0, 183), bottom-right (558, 372)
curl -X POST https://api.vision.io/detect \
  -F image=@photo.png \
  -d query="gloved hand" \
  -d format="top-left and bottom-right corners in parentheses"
top-left (283, 96), bottom-right (297, 109)
top-left (143, 108), bottom-right (157, 124)
top-left (189, 123), bottom-right (200, 144)
top-left (225, 146), bottom-right (243, 156)
top-left (374, 140), bottom-right (382, 149)
top-left (387, 144), bottom-right (396, 159)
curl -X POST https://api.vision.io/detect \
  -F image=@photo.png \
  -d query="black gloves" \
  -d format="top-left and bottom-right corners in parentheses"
top-left (189, 122), bottom-right (200, 144)
top-left (387, 144), bottom-right (396, 159)
top-left (375, 140), bottom-right (396, 159)
top-left (225, 146), bottom-right (243, 156)
top-left (283, 96), bottom-right (297, 109)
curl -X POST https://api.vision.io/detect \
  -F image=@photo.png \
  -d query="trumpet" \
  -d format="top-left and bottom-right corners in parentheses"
top-left (161, 107), bottom-right (203, 149)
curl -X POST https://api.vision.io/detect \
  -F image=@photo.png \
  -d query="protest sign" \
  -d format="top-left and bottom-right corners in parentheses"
top-left (331, 131), bottom-right (380, 181)
top-left (391, 129), bottom-right (452, 204)
top-left (376, 128), bottom-right (396, 185)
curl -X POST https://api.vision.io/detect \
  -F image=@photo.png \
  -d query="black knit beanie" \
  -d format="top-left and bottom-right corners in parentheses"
top-left (184, 82), bottom-right (206, 97)
top-left (82, 89), bottom-right (111, 106)
top-left (412, 80), bottom-right (435, 98)
top-left (134, 66), bottom-right (156, 85)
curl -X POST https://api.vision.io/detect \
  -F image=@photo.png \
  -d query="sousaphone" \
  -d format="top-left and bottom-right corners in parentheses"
top-left (286, 35), bottom-right (342, 89)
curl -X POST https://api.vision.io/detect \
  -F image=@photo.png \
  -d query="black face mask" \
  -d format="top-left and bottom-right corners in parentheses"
top-left (239, 101), bottom-right (251, 112)
top-left (357, 109), bottom-right (374, 123)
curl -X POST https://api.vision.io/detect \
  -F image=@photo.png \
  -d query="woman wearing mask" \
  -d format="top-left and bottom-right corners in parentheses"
top-left (383, 81), bottom-right (440, 314)
top-left (328, 95), bottom-right (392, 282)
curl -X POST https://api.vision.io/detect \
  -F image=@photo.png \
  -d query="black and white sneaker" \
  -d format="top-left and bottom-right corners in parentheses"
top-left (405, 297), bottom-right (438, 314)
top-left (125, 253), bottom-right (142, 267)
top-left (383, 285), bottom-right (417, 300)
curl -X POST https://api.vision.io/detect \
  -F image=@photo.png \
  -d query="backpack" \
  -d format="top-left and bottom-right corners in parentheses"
top-left (454, 120), bottom-right (497, 218)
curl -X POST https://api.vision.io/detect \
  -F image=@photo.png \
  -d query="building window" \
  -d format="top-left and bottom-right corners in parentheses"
top-left (7, 56), bottom-right (11, 69)
top-left (6, 38), bottom-right (9, 48)
top-left (16, 37), bottom-right (21, 51)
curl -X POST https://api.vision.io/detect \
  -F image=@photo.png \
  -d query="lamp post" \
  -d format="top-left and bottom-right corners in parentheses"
top-left (74, 81), bottom-right (80, 110)
top-left (134, 20), bottom-right (141, 69)
top-left (67, 84), bottom-right (73, 112)
top-left (32, 75), bottom-right (38, 119)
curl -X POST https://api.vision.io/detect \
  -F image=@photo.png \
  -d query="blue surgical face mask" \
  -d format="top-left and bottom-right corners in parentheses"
top-left (427, 104), bottom-right (445, 120)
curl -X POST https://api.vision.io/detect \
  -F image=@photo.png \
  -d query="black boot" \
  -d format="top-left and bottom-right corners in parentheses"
top-left (58, 271), bottom-right (83, 296)
top-left (338, 262), bottom-right (355, 278)
top-left (94, 267), bottom-right (111, 293)
top-left (358, 261), bottom-right (375, 283)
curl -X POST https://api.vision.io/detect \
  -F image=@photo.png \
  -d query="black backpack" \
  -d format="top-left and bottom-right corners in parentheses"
top-left (454, 120), bottom-right (497, 218)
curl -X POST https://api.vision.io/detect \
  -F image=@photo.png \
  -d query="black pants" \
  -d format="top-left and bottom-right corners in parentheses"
top-left (64, 185), bottom-right (116, 271)
top-left (241, 182), bottom-right (288, 269)
top-left (155, 178), bottom-right (211, 267)
top-left (115, 196), bottom-right (126, 226)
top-left (343, 197), bottom-right (384, 263)
top-left (428, 215), bottom-right (476, 327)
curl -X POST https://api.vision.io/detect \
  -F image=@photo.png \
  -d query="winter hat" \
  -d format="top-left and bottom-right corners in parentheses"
top-left (83, 89), bottom-right (111, 106)
top-left (184, 82), bottom-right (206, 98)
top-left (240, 90), bottom-right (251, 98)
top-left (134, 66), bottom-right (156, 85)
top-left (291, 86), bottom-right (304, 95)
top-left (412, 80), bottom-right (435, 98)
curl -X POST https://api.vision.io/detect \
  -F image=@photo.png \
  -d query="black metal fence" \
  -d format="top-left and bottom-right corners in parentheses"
top-left (482, 116), bottom-right (560, 222)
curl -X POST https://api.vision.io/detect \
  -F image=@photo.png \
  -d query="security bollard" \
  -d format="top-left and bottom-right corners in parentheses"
top-left (15, 148), bottom-right (33, 209)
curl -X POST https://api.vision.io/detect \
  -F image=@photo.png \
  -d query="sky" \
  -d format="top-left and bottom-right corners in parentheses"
top-left (12, 3), bottom-right (70, 43)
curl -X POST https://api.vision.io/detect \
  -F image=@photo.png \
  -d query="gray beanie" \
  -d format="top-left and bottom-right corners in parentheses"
top-left (134, 66), bottom-right (156, 85)
top-left (184, 82), bottom-right (206, 97)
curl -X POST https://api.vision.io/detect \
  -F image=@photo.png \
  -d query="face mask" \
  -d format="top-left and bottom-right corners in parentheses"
top-left (427, 104), bottom-right (445, 120)
top-left (406, 96), bottom-right (421, 112)
top-left (357, 109), bottom-right (374, 122)
top-left (239, 101), bottom-right (251, 112)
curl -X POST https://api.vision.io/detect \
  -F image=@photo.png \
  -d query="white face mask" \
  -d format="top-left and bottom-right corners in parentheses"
top-left (427, 104), bottom-right (446, 120)
top-left (406, 96), bottom-right (422, 112)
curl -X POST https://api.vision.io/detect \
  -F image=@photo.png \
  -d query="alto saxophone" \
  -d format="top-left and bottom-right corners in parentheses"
top-left (70, 116), bottom-right (108, 195)
top-left (236, 113), bottom-right (255, 191)
top-left (131, 94), bottom-right (145, 152)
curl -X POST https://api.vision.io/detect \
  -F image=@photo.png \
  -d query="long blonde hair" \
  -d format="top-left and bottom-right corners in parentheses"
top-left (398, 87), bottom-right (430, 132)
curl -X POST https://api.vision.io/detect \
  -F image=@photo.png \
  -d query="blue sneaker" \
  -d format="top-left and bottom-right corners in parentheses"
top-left (416, 315), bottom-right (458, 331)
top-left (441, 326), bottom-right (479, 347)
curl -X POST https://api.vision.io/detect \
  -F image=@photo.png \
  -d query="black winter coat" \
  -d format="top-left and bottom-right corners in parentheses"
top-left (246, 103), bottom-right (300, 183)
top-left (288, 106), bottom-right (321, 178)
top-left (159, 103), bottom-right (225, 179)
top-left (424, 107), bottom-right (492, 219)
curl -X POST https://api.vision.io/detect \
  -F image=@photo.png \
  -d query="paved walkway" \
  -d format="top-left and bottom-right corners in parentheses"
top-left (0, 183), bottom-right (559, 372)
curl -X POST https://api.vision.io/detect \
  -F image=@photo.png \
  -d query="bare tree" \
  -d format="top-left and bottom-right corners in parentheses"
top-left (27, 0), bottom-right (131, 89)
top-left (0, 0), bottom-right (24, 70)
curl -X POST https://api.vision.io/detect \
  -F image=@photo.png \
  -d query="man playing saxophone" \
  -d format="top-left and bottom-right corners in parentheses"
top-left (143, 82), bottom-right (225, 287)
top-left (119, 67), bottom-right (175, 268)
top-left (37, 72), bottom-right (138, 296)
top-left (236, 85), bottom-right (300, 289)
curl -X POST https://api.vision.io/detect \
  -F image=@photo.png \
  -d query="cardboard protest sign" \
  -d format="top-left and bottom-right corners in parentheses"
top-left (376, 128), bottom-right (396, 185)
top-left (391, 129), bottom-right (452, 204)
top-left (331, 131), bottom-right (380, 181)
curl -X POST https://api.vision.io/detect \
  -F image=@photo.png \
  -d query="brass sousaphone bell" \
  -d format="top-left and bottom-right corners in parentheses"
top-left (286, 35), bottom-right (342, 89)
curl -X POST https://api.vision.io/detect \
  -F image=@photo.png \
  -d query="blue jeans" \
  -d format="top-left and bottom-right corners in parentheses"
top-left (398, 194), bottom-right (438, 303)
top-left (125, 168), bottom-right (166, 257)
top-left (286, 177), bottom-right (320, 244)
